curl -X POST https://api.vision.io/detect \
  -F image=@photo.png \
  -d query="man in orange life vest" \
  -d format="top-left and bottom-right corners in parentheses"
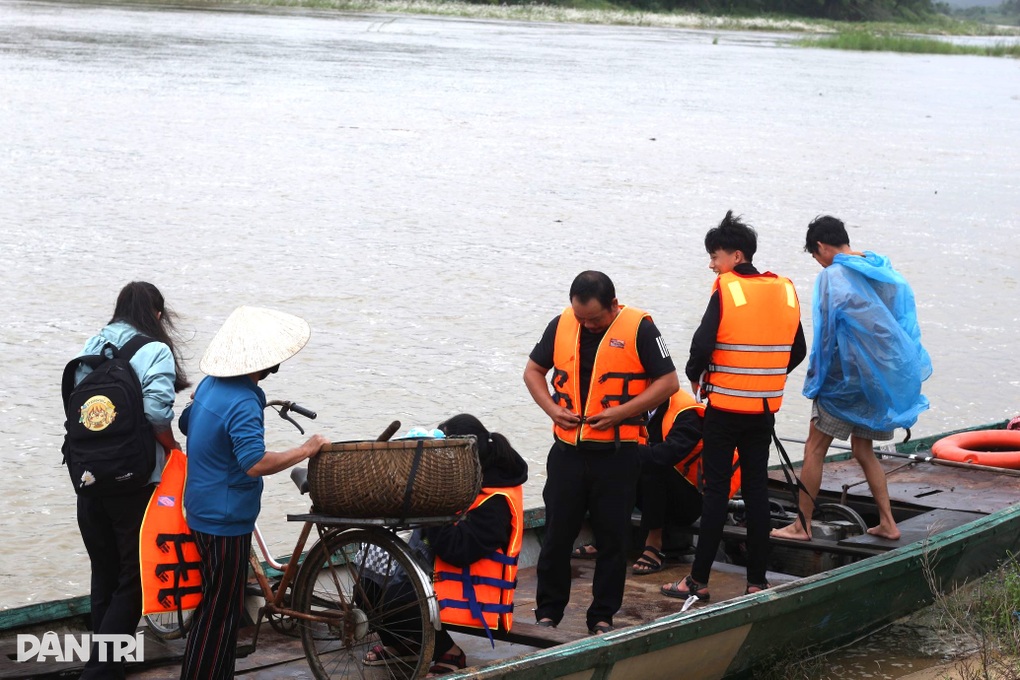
top-left (663, 212), bottom-right (806, 601)
top-left (524, 271), bottom-right (679, 634)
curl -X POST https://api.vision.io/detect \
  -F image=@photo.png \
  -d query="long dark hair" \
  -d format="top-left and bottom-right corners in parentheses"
top-left (438, 413), bottom-right (517, 472)
top-left (109, 281), bottom-right (190, 392)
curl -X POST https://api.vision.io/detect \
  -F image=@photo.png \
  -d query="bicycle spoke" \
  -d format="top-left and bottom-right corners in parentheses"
top-left (294, 529), bottom-right (435, 680)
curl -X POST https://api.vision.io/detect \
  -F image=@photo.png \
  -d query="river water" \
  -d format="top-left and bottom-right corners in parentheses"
top-left (1, 0), bottom-right (1018, 629)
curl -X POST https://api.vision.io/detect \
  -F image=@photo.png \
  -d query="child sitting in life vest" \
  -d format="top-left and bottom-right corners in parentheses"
top-left (360, 413), bottom-right (529, 676)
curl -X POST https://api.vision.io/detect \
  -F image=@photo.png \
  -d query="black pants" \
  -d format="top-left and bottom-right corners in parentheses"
top-left (180, 531), bottom-right (252, 680)
top-left (360, 578), bottom-right (455, 659)
top-left (637, 462), bottom-right (703, 532)
top-left (77, 485), bottom-right (154, 680)
top-left (535, 441), bottom-right (640, 630)
top-left (691, 406), bottom-right (774, 586)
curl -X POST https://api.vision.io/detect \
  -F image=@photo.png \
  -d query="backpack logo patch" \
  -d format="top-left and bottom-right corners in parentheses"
top-left (80, 395), bottom-right (117, 432)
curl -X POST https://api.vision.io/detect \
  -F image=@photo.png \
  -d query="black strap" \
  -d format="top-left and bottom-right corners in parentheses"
top-left (762, 398), bottom-right (815, 531)
top-left (118, 333), bottom-right (156, 362)
top-left (400, 440), bottom-right (425, 523)
top-left (61, 334), bottom-right (156, 407)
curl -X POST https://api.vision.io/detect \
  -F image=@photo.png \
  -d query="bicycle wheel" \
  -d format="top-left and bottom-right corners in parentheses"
top-left (144, 609), bottom-right (193, 641)
top-left (294, 528), bottom-right (436, 680)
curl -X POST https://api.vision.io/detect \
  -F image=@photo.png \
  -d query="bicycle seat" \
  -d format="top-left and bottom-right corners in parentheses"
top-left (290, 466), bottom-right (309, 494)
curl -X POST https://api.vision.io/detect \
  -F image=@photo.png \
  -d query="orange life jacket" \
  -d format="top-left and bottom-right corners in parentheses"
top-left (659, 392), bottom-right (741, 498)
top-left (434, 486), bottom-right (524, 643)
top-left (551, 305), bottom-right (650, 445)
top-left (140, 448), bottom-right (202, 616)
top-left (704, 272), bottom-right (800, 414)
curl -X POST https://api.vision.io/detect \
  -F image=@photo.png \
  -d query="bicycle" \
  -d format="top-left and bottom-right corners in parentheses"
top-left (147, 399), bottom-right (446, 680)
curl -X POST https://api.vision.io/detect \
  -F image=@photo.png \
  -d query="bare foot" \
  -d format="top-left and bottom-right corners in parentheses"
top-left (866, 525), bottom-right (901, 540)
top-left (770, 523), bottom-right (812, 541)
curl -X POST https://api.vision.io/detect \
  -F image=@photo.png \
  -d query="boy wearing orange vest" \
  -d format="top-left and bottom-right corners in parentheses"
top-left (633, 391), bottom-right (742, 575)
top-left (632, 391), bottom-right (705, 575)
top-left (663, 211), bottom-right (805, 601)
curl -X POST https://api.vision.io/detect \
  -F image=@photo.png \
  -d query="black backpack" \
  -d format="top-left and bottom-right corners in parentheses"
top-left (61, 335), bottom-right (158, 496)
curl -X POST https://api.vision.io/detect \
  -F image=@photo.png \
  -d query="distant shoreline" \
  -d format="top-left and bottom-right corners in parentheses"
top-left (98, 0), bottom-right (1020, 36)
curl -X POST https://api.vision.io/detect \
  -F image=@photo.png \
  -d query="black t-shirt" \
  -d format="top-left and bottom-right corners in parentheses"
top-left (529, 313), bottom-right (676, 410)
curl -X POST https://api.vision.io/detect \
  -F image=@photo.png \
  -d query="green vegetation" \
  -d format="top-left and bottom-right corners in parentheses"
top-left (798, 29), bottom-right (1020, 54)
top-left (937, 0), bottom-right (1020, 27)
top-left (927, 553), bottom-right (1020, 679)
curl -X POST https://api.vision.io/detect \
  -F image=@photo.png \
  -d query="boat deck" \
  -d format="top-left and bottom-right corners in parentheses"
top-left (130, 557), bottom-right (791, 678)
top-left (9, 451), bottom-right (1018, 679)
top-left (3, 557), bottom-right (788, 679)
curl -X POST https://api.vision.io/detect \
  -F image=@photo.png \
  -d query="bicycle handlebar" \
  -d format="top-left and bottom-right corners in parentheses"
top-left (265, 399), bottom-right (317, 435)
top-left (287, 403), bottom-right (317, 420)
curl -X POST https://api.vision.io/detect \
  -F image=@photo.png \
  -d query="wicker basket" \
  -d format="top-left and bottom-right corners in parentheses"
top-left (307, 436), bottom-right (482, 519)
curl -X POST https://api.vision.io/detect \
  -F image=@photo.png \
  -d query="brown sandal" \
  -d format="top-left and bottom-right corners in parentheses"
top-left (427, 650), bottom-right (467, 676)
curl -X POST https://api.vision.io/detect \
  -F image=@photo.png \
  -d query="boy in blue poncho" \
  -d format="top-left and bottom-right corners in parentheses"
top-left (773, 216), bottom-right (932, 542)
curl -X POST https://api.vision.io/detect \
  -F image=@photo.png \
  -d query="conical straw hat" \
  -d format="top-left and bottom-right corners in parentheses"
top-left (200, 306), bottom-right (311, 378)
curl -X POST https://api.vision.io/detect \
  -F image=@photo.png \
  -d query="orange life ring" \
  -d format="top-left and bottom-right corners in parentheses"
top-left (932, 430), bottom-right (1020, 468)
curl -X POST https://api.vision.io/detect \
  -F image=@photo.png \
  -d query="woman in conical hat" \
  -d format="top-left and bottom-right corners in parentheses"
top-left (179, 306), bottom-right (329, 680)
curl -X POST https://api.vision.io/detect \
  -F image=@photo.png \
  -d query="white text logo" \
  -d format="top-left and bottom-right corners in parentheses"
top-left (16, 632), bottom-right (145, 663)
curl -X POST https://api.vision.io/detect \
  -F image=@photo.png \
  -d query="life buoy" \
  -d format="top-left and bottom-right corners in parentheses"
top-left (932, 430), bottom-right (1020, 469)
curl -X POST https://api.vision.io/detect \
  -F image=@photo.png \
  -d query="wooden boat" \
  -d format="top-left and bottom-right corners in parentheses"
top-left (1, 420), bottom-right (1017, 679)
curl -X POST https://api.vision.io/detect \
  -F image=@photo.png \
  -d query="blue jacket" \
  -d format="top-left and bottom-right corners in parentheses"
top-left (181, 376), bottom-right (267, 536)
top-left (803, 251), bottom-right (932, 431)
top-left (75, 320), bottom-right (177, 484)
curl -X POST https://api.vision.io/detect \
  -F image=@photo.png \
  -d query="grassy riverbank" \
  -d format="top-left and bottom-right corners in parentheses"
top-left (122, 0), bottom-right (1020, 35)
top-left (798, 30), bottom-right (1020, 55)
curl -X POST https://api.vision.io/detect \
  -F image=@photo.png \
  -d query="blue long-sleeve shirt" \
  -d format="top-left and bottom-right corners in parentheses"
top-left (180, 375), bottom-right (268, 536)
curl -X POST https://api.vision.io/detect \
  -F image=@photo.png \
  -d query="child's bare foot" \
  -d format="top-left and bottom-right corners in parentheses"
top-left (866, 524), bottom-right (901, 540)
top-left (770, 523), bottom-right (812, 541)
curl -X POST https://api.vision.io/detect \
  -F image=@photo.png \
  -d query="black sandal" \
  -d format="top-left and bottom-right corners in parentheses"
top-left (745, 581), bottom-right (770, 595)
top-left (661, 575), bottom-right (711, 601)
top-left (631, 545), bottom-right (665, 575)
top-left (571, 543), bottom-right (598, 560)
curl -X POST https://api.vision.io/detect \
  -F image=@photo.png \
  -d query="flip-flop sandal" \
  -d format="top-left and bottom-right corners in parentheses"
top-left (363, 644), bottom-right (416, 666)
top-left (570, 543), bottom-right (598, 560)
top-left (427, 650), bottom-right (467, 676)
top-left (661, 575), bottom-right (711, 601)
top-left (630, 545), bottom-right (665, 575)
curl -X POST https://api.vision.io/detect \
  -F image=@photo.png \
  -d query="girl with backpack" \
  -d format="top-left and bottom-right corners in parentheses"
top-left (68, 281), bottom-right (189, 680)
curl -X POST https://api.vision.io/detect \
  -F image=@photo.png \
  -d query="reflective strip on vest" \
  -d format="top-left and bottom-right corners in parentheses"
top-left (708, 364), bottom-right (788, 376)
top-left (714, 343), bottom-right (793, 352)
top-left (704, 384), bottom-right (786, 398)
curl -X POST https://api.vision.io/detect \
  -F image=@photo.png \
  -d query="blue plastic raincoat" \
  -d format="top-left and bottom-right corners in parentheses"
top-left (803, 251), bottom-right (932, 432)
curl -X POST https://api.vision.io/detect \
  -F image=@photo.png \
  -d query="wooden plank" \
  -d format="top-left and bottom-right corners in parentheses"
top-left (0, 597), bottom-right (90, 633)
top-left (679, 520), bottom-right (886, 558)
top-left (444, 621), bottom-right (576, 649)
top-left (840, 509), bottom-right (984, 549)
